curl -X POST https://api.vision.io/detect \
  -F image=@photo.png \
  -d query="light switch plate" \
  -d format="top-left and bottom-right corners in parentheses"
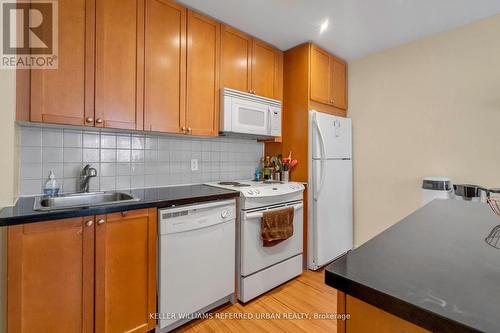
top-left (191, 159), bottom-right (198, 171)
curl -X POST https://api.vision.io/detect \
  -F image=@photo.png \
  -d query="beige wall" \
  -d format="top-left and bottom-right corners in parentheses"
top-left (349, 14), bottom-right (500, 246)
top-left (0, 68), bottom-right (17, 333)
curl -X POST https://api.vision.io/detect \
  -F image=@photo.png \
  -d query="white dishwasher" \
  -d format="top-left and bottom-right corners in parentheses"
top-left (158, 199), bottom-right (236, 332)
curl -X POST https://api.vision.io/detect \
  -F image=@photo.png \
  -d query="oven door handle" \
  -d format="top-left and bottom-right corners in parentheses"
top-left (244, 203), bottom-right (303, 220)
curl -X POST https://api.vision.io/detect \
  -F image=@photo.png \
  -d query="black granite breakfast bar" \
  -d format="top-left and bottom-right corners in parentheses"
top-left (326, 199), bottom-right (500, 333)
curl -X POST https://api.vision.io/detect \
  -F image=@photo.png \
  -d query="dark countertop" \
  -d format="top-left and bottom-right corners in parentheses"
top-left (0, 185), bottom-right (239, 227)
top-left (325, 199), bottom-right (500, 333)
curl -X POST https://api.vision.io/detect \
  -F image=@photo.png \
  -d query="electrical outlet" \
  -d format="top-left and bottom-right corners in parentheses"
top-left (191, 159), bottom-right (199, 171)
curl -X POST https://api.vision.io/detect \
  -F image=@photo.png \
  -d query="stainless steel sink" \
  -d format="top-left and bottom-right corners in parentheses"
top-left (33, 191), bottom-right (140, 211)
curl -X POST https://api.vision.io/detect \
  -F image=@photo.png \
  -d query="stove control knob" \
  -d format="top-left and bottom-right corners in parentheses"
top-left (247, 190), bottom-right (254, 195)
top-left (221, 210), bottom-right (228, 218)
top-left (254, 189), bottom-right (260, 194)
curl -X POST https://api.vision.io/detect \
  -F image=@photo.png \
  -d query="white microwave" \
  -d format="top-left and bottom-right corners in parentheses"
top-left (220, 88), bottom-right (281, 139)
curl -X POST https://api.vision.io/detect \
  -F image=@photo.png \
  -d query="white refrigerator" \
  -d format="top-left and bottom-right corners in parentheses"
top-left (308, 110), bottom-right (353, 270)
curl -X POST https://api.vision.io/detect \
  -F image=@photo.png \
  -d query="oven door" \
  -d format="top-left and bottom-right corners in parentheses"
top-left (240, 201), bottom-right (303, 277)
top-left (231, 98), bottom-right (271, 136)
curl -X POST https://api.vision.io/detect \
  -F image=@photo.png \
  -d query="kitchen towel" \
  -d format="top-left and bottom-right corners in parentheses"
top-left (261, 207), bottom-right (294, 247)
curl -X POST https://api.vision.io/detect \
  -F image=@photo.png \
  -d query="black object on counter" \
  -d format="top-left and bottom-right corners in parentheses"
top-left (454, 184), bottom-right (488, 200)
top-left (325, 199), bottom-right (500, 333)
top-left (0, 185), bottom-right (239, 227)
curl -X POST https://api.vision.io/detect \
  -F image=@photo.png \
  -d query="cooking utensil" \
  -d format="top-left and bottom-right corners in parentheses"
top-left (487, 197), bottom-right (500, 216)
top-left (485, 197), bottom-right (500, 249)
top-left (485, 225), bottom-right (500, 249)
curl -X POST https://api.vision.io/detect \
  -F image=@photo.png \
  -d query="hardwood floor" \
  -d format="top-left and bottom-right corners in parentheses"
top-left (174, 269), bottom-right (338, 332)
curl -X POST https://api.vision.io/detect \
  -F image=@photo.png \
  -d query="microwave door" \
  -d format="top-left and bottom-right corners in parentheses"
top-left (231, 99), bottom-right (270, 136)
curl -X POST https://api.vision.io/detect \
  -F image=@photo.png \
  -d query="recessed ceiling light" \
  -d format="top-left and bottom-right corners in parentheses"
top-left (320, 19), bottom-right (329, 34)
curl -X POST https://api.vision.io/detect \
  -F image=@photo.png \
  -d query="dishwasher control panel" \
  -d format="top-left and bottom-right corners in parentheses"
top-left (159, 199), bottom-right (236, 235)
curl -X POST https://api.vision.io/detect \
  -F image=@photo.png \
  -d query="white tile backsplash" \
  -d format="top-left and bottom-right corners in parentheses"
top-left (42, 128), bottom-right (63, 147)
top-left (63, 130), bottom-right (82, 147)
top-left (19, 124), bottom-right (263, 196)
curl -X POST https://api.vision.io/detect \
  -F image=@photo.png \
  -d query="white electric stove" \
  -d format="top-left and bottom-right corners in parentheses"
top-left (206, 180), bottom-right (305, 302)
top-left (206, 180), bottom-right (304, 209)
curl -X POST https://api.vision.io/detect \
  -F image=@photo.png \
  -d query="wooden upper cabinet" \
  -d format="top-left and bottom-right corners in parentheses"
top-left (185, 10), bottom-right (220, 136)
top-left (95, 0), bottom-right (144, 130)
top-left (331, 58), bottom-right (347, 110)
top-left (221, 25), bottom-right (283, 101)
top-left (7, 217), bottom-right (95, 333)
top-left (310, 44), bottom-right (348, 110)
top-left (95, 209), bottom-right (157, 333)
top-left (221, 25), bottom-right (252, 94)
top-left (310, 45), bottom-right (331, 104)
top-left (30, 0), bottom-right (94, 126)
top-left (144, 0), bottom-right (186, 133)
top-left (251, 39), bottom-right (283, 100)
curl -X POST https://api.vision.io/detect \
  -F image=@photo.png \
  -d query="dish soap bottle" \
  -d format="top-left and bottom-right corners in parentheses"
top-left (44, 171), bottom-right (60, 197)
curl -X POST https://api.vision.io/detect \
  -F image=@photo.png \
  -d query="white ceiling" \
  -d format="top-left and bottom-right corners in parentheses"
top-left (178, 0), bottom-right (500, 61)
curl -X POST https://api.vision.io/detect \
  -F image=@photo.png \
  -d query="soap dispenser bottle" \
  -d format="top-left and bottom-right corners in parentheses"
top-left (44, 171), bottom-right (60, 197)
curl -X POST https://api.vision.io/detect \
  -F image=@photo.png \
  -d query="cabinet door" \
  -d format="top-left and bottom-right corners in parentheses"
top-left (144, 0), bottom-right (186, 133)
top-left (251, 40), bottom-right (282, 100)
top-left (221, 25), bottom-right (252, 93)
top-left (310, 45), bottom-right (331, 105)
top-left (95, 0), bottom-right (144, 130)
top-left (7, 217), bottom-right (94, 333)
top-left (330, 57), bottom-right (347, 110)
top-left (95, 209), bottom-right (157, 333)
top-left (30, 0), bottom-right (95, 126)
top-left (185, 10), bottom-right (220, 136)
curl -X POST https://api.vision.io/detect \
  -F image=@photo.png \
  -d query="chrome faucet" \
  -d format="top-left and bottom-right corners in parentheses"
top-left (80, 164), bottom-right (97, 193)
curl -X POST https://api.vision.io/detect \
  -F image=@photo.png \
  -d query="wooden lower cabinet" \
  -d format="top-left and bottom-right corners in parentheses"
top-left (95, 209), bottom-right (157, 333)
top-left (7, 209), bottom-right (157, 333)
top-left (7, 217), bottom-right (95, 333)
top-left (337, 292), bottom-right (430, 333)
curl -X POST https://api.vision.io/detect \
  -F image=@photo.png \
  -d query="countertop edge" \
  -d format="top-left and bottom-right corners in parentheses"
top-left (325, 262), bottom-right (482, 333)
top-left (0, 191), bottom-right (239, 227)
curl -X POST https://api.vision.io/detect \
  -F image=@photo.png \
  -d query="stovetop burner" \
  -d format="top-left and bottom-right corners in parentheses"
top-left (217, 181), bottom-right (251, 187)
top-left (218, 181), bottom-right (240, 186)
top-left (263, 180), bottom-right (284, 184)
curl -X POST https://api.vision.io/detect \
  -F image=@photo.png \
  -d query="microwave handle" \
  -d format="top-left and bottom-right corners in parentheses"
top-left (244, 203), bottom-right (304, 220)
top-left (267, 106), bottom-right (272, 135)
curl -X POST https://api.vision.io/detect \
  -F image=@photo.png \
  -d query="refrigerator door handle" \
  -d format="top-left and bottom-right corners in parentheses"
top-left (313, 113), bottom-right (326, 201)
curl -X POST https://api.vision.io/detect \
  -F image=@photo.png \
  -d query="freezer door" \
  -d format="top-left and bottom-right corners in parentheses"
top-left (310, 111), bottom-right (352, 159)
top-left (311, 159), bottom-right (353, 268)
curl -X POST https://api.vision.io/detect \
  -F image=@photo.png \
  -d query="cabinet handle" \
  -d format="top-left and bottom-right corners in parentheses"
top-left (85, 220), bottom-right (93, 227)
top-left (85, 116), bottom-right (93, 124)
top-left (252, 90), bottom-right (256, 94)
top-left (121, 211), bottom-right (128, 217)
top-left (181, 126), bottom-right (186, 133)
top-left (96, 118), bottom-right (103, 124)
top-left (187, 127), bottom-right (192, 133)
top-left (97, 219), bottom-right (105, 225)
